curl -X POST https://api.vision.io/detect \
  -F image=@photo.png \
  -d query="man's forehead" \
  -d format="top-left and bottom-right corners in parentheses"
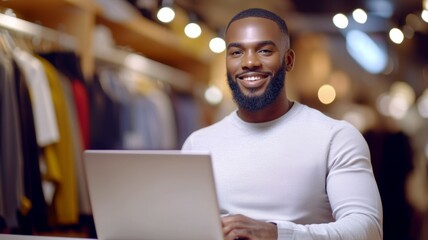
top-left (227, 17), bottom-right (279, 33)
top-left (226, 17), bottom-right (284, 46)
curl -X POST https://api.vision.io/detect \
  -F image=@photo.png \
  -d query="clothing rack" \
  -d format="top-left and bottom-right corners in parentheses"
top-left (0, 12), bottom-right (77, 50)
top-left (94, 47), bottom-right (193, 91)
top-left (0, 12), bottom-right (193, 91)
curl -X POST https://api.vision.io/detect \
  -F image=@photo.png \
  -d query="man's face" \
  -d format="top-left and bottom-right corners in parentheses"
top-left (225, 17), bottom-right (291, 111)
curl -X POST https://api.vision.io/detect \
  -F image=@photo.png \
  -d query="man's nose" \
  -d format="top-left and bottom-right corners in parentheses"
top-left (241, 52), bottom-right (261, 69)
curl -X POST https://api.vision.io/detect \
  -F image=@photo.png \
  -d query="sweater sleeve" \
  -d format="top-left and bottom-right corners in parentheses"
top-left (271, 122), bottom-right (383, 240)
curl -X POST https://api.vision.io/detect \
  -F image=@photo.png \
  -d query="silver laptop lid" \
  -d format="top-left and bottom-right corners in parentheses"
top-left (83, 150), bottom-right (223, 240)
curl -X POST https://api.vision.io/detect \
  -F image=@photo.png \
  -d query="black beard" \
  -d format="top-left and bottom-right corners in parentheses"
top-left (227, 61), bottom-right (286, 112)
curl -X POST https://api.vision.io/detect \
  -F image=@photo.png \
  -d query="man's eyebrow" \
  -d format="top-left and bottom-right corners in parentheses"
top-left (227, 42), bottom-right (242, 49)
top-left (227, 40), bottom-right (278, 49)
top-left (256, 40), bottom-right (277, 47)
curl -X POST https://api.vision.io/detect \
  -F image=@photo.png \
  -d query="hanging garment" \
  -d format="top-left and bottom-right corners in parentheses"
top-left (97, 67), bottom-right (133, 149)
top-left (144, 87), bottom-right (178, 149)
top-left (170, 91), bottom-right (203, 148)
top-left (364, 130), bottom-right (418, 240)
top-left (13, 58), bottom-right (48, 233)
top-left (57, 71), bottom-right (91, 215)
top-left (12, 48), bottom-right (59, 147)
top-left (88, 72), bottom-right (122, 149)
top-left (0, 53), bottom-right (24, 230)
top-left (38, 56), bottom-right (79, 226)
top-left (39, 51), bottom-right (90, 150)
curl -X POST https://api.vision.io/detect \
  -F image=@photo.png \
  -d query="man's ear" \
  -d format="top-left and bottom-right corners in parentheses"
top-left (285, 49), bottom-right (295, 72)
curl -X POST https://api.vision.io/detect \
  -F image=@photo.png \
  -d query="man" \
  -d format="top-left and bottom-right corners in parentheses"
top-left (182, 8), bottom-right (383, 240)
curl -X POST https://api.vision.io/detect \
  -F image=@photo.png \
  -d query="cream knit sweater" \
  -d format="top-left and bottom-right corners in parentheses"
top-left (182, 101), bottom-right (383, 240)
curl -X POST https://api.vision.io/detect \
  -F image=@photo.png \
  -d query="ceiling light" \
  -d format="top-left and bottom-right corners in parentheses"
top-left (332, 13), bottom-right (348, 29)
top-left (157, 7), bottom-right (175, 23)
top-left (352, 8), bottom-right (367, 24)
top-left (184, 22), bottom-right (201, 38)
top-left (389, 28), bottom-right (404, 44)
top-left (422, 10), bottom-right (428, 23)
top-left (157, 6), bottom-right (175, 23)
top-left (209, 37), bottom-right (226, 53)
top-left (157, 0), bottom-right (175, 23)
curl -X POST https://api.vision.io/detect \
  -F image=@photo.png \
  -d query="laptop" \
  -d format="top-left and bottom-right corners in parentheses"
top-left (83, 150), bottom-right (223, 240)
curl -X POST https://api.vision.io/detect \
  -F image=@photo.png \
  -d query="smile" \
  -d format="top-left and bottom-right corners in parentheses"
top-left (241, 76), bottom-right (263, 81)
top-left (237, 72), bottom-right (270, 81)
top-left (237, 72), bottom-right (270, 88)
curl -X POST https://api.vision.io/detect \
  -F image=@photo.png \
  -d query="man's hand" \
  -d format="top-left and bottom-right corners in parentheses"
top-left (222, 214), bottom-right (278, 240)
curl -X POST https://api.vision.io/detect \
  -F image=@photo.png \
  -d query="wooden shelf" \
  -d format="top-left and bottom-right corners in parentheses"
top-left (0, 0), bottom-right (214, 87)
top-left (97, 16), bottom-right (211, 84)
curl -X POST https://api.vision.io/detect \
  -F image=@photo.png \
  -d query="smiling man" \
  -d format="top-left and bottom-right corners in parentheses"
top-left (182, 8), bottom-right (383, 240)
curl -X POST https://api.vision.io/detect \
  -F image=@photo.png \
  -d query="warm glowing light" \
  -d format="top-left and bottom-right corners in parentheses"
top-left (390, 81), bottom-right (415, 105)
top-left (184, 22), bottom-right (201, 38)
top-left (204, 86), bottom-right (223, 105)
top-left (425, 142), bottom-right (428, 159)
top-left (389, 28), bottom-right (404, 44)
top-left (352, 8), bottom-right (368, 24)
top-left (209, 37), bottom-right (226, 53)
top-left (389, 96), bottom-right (409, 119)
top-left (332, 13), bottom-right (349, 29)
top-left (157, 7), bottom-right (175, 23)
top-left (377, 81), bottom-right (415, 119)
top-left (343, 111), bottom-right (366, 132)
top-left (402, 25), bottom-right (415, 39)
top-left (318, 84), bottom-right (336, 104)
top-left (417, 89), bottom-right (428, 118)
top-left (376, 93), bottom-right (392, 116)
top-left (422, 10), bottom-right (428, 23)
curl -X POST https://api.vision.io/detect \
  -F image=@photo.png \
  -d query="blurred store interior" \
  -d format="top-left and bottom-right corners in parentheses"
top-left (0, 0), bottom-right (427, 239)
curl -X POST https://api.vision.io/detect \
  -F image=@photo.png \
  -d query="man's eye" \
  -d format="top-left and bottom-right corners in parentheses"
top-left (230, 50), bottom-right (242, 56)
top-left (259, 49), bottom-right (272, 55)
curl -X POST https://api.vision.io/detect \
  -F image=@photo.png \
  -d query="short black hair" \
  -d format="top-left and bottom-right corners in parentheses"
top-left (226, 8), bottom-right (289, 37)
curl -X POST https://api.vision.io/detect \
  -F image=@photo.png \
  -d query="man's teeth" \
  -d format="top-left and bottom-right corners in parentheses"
top-left (242, 76), bottom-right (262, 81)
